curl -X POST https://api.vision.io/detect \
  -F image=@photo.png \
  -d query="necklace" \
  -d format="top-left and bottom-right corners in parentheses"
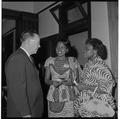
top-left (55, 57), bottom-right (67, 66)
top-left (54, 57), bottom-right (69, 74)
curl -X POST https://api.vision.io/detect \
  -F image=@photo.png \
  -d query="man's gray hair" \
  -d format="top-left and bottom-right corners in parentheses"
top-left (20, 31), bottom-right (39, 42)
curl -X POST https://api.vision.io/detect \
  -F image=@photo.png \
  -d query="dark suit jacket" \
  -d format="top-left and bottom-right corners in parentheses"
top-left (5, 48), bottom-right (44, 117)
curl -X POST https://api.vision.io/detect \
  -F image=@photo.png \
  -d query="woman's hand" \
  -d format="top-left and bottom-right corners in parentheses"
top-left (76, 84), bottom-right (85, 91)
top-left (62, 80), bottom-right (68, 86)
top-left (53, 81), bottom-right (62, 88)
top-left (62, 80), bottom-right (74, 86)
top-left (22, 115), bottom-right (31, 118)
top-left (96, 87), bottom-right (108, 94)
top-left (76, 83), bottom-right (95, 92)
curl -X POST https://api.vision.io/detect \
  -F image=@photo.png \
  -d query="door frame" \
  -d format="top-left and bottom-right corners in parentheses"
top-left (2, 8), bottom-right (39, 50)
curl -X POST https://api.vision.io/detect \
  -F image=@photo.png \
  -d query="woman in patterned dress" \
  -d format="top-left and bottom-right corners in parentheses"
top-left (74, 38), bottom-right (116, 117)
top-left (44, 40), bottom-right (81, 117)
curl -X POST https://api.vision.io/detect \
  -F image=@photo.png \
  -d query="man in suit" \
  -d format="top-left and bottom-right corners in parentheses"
top-left (5, 31), bottom-right (44, 117)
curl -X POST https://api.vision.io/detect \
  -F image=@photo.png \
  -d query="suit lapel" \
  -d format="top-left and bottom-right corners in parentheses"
top-left (18, 48), bottom-right (39, 75)
top-left (18, 48), bottom-right (37, 68)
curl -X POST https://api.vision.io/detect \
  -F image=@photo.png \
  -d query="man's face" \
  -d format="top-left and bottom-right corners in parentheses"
top-left (29, 34), bottom-right (40, 54)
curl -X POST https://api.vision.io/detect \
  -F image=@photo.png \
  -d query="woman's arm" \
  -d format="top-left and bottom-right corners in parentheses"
top-left (76, 68), bottom-right (80, 84)
top-left (45, 67), bottom-right (53, 86)
top-left (76, 83), bottom-right (108, 94)
top-left (45, 67), bottom-right (62, 87)
top-left (94, 66), bottom-right (115, 94)
top-left (62, 79), bottom-right (74, 86)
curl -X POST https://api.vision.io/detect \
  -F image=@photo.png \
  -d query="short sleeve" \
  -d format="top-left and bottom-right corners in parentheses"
top-left (44, 57), bottom-right (53, 67)
top-left (69, 57), bottom-right (82, 69)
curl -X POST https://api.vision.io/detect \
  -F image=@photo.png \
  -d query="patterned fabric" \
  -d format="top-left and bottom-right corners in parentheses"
top-left (44, 57), bottom-right (80, 117)
top-left (74, 56), bottom-right (116, 117)
top-left (48, 101), bottom-right (74, 117)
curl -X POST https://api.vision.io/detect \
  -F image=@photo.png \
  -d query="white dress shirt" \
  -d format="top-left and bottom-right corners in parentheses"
top-left (20, 47), bottom-right (33, 62)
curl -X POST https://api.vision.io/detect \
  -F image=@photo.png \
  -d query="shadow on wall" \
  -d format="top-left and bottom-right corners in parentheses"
top-left (71, 46), bottom-right (78, 58)
top-left (66, 46), bottom-right (84, 70)
top-left (66, 45), bottom-right (78, 59)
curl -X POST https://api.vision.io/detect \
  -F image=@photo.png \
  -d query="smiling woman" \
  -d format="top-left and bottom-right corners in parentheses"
top-left (44, 40), bottom-right (82, 117)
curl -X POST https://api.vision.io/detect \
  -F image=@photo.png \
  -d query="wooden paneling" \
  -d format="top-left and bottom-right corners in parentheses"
top-left (2, 8), bottom-right (38, 49)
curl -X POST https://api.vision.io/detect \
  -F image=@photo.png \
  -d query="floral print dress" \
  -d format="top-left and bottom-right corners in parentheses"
top-left (44, 57), bottom-right (80, 117)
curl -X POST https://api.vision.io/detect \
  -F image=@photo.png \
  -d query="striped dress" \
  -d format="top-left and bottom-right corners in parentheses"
top-left (74, 56), bottom-right (116, 117)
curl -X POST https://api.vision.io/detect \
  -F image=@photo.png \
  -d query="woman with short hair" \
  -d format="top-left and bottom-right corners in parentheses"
top-left (74, 38), bottom-right (116, 117)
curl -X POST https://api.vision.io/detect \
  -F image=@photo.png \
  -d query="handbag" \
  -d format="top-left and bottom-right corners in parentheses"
top-left (82, 87), bottom-right (115, 117)
top-left (83, 98), bottom-right (115, 117)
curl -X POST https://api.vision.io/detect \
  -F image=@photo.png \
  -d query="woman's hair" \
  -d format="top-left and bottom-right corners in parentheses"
top-left (85, 38), bottom-right (107, 60)
top-left (56, 35), bottom-right (79, 57)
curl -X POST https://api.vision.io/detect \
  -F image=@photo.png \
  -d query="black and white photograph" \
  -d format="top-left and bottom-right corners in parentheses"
top-left (1, 1), bottom-right (118, 118)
